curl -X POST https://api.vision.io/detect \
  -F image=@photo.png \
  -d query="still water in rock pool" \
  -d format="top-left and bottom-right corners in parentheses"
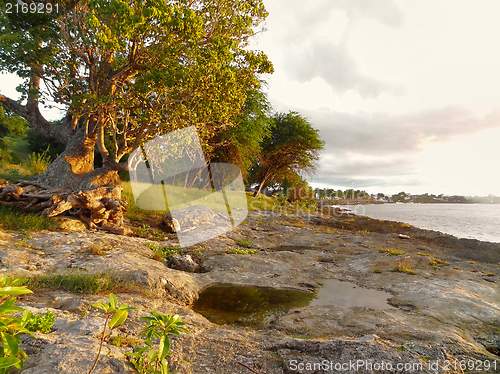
top-left (193, 279), bottom-right (394, 327)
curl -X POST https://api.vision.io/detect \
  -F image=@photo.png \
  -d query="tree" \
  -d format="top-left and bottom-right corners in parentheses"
top-left (0, 106), bottom-right (28, 163)
top-left (209, 87), bottom-right (271, 179)
top-left (250, 111), bottom-right (324, 197)
top-left (0, 0), bottom-right (273, 230)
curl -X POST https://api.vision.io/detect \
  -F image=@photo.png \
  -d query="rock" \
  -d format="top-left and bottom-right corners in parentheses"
top-left (172, 205), bottom-right (215, 230)
top-left (51, 217), bottom-right (87, 232)
top-left (398, 234), bottom-right (411, 239)
top-left (159, 212), bottom-right (180, 233)
top-left (169, 255), bottom-right (200, 273)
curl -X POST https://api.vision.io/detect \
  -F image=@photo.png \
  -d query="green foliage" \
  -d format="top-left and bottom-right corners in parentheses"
top-left (0, 107), bottom-right (29, 165)
top-left (25, 272), bottom-right (134, 294)
top-left (24, 127), bottom-right (64, 162)
top-left (379, 248), bottom-right (407, 256)
top-left (225, 247), bottom-right (258, 255)
top-left (88, 293), bottom-right (136, 374)
top-left (27, 146), bottom-right (51, 175)
top-left (234, 237), bottom-right (251, 247)
top-left (25, 310), bottom-right (55, 334)
top-left (250, 111), bottom-right (324, 197)
top-left (126, 312), bottom-right (189, 374)
top-left (0, 204), bottom-right (53, 231)
top-left (0, 276), bottom-right (34, 373)
top-left (210, 88), bottom-right (272, 177)
top-left (428, 256), bottom-right (449, 270)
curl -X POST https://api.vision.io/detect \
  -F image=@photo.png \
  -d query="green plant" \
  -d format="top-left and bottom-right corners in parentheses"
top-left (396, 345), bottom-right (407, 352)
top-left (137, 224), bottom-right (151, 237)
top-left (393, 257), bottom-right (416, 275)
top-left (25, 310), bottom-right (55, 334)
top-left (379, 248), bottom-right (407, 256)
top-left (0, 276), bottom-right (35, 373)
top-left (225, 247), bottom-right (258, 255)
top-left (19, 229), bottom-right (32, 241)
top-left (27, 147), bottom-right (51, 175)
top-left (234, 237), bottom-right (252, 248)
top-left (0, 204), bottom-right (53, 231)
top-left (88, 293), bottom-right (136, 374)
top-left (428, 256), bottom-right (449, 270)
top-left (416, 252), bottom-right (430, 257)
top-left (145, 244), bottom-right (181, 261)
top-left (26, 272), bottom-right (135, 294)
top-left (126, 312), bottom-right (189, 374)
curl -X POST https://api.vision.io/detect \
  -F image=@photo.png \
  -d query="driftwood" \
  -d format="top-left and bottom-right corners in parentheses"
top-left (0, 179), bottom-right (127, 234)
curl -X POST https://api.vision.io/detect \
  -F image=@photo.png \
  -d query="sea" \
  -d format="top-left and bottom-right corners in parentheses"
top-left (343, 203), bottom-right (500, 243)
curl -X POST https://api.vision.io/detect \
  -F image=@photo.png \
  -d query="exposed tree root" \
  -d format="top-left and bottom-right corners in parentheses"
top-left (0, 179), bottom-right (126, 234)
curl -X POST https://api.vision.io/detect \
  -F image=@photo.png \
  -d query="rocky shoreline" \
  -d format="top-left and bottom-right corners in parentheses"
top-left (0, 209), bottom-right (499, 373)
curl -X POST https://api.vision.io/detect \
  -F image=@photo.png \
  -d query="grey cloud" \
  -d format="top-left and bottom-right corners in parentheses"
top-left (271, 0), bottom-right (405, 98)
top-left (287, 42), bottom-right (390, 98)
top-left (310, 106), bottom-right (500, 157)
top-left (339, 0), bottom-right (404, 29)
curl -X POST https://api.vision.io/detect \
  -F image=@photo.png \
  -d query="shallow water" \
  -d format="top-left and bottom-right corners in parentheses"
top-left (193, 280), bottom-right (394, 326)
top-left (310, 279), bottom-right (394, 309)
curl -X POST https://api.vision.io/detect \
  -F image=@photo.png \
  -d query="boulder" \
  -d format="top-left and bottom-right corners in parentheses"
top-left (172, 205), bottom-right (215, 231)
top-left (159, 212), bottom-right (180, 233)
top-left (169, 255), bottom-right (200, 273)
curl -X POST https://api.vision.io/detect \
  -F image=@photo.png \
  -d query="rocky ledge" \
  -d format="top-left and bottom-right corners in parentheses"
top-left (0, 210), bottom-right (499, 373)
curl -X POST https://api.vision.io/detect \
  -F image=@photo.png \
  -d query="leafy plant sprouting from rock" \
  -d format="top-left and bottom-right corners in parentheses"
top-left (88, 293), bottom-right (136, 374)
top-left (126, 312), bottom-right (189, 374)
top-left (0, 276), bottom-right (35, 373)
top-left (25, 310), bottom-right (56, 334)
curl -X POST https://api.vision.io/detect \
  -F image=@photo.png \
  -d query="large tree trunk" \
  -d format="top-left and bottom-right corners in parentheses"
top-left (36, 126), bottom-right (96, 189)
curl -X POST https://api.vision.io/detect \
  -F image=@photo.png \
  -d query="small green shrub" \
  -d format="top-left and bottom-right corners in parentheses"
top-left (27, 147), bottom-right (51, 175)
top-left (379, 248), bottom-right (407, 256)
top-left (392, 258), bottom-right (416, 275)
top-left (234, 237), bottom-right (251, 248)
top-left (145, 244), bottom-right (180, 261)
top-left (428, 256), bottom-right (449, 270)
top-left (25, 310), bottom-right (55, 334)
top-left (126, 312), bottom-right (189, 374)
top-left (225, 247), bottom-right (258, 255)
top-left (88, 293), bottom-right (136, 374)
top-left (0, 276), bottom-right (35, 373)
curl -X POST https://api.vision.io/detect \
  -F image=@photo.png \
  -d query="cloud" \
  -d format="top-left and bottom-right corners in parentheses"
top-left (287, 42), bottom-right (391, 98)
top-left (265, 0), bottom-right (405, 98)
top-left (310, 106), bottom-right (500, 158)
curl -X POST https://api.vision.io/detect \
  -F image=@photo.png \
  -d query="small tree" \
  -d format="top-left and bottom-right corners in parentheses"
top-left (250, 112), bottom-right (324, 197)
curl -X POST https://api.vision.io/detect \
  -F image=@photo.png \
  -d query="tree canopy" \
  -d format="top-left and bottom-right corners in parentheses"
top-left (249, 111), bottom-right (324, 197)
top-left (0, 0), bottom-right (273, 190)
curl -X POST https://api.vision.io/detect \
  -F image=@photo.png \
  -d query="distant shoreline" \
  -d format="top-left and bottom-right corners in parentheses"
top-left (316, 199), bottom-right (499, 205)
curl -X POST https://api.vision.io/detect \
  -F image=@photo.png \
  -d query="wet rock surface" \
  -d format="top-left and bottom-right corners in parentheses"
top-left (0, 210), bottom-right (499, 373)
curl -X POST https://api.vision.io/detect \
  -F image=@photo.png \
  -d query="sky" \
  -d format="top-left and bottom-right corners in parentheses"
top-left (250, 0), bottom-right (500, 197)
top-left (2, 0), bottom-right (500, 197)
